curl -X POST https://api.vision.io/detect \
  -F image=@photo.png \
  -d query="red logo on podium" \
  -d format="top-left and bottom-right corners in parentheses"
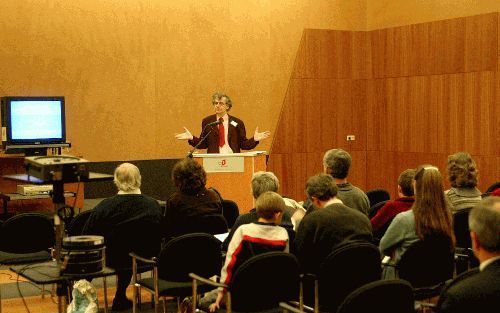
top-left (219, 159), bottom-right (227, 167)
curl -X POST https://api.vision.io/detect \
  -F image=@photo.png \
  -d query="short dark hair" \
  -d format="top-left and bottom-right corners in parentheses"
top-left (323, 149), bottom-right (352, 179)
top-left (305, 174), bottom-right (338, 201)
top-left (398, 169), bottom-right (416, 197)
top-left (447, 152), bottom-right (478, 188)
top-left (255, 191), bottom-right (285, 220)
top-left (469, 196), bottom-right (500, 252)
top-left (171, 158), bottom-right (207, 195)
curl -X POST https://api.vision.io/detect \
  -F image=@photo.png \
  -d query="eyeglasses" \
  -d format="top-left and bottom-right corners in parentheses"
top-left (212, 101), bottom-right (227, 106)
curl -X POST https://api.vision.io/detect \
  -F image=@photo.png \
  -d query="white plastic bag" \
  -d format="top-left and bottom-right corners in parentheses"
top-left (67, 279), bottom-right (98, 313)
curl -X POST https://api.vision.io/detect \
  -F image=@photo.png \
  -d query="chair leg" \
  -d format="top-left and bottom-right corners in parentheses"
top-left (41, 284), bottom-right (45, 299)
top-left (103, 276), bottom-right (109, 313)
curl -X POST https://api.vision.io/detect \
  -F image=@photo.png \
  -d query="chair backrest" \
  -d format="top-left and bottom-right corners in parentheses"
top-left (184, 214), bottom-right (228, 235)
top-left (485, 181), bottom-right (500, 193)
top-left (453, 208), bottom-right (472, 249)
top-left (158, 232), bottom-right (222, 282)
top-left (106, 219), bottom-right (162, 269)
top-left (397, 236), bottom-right (455, 288)
top-left (318, 240), bottom-right (382, 312)
top-left (368, 200), bottom-right (389, 219)
top-left (337, 279), bottom-right (414, 313)
top-left (221, 199), bottom-right (239, 229)
top-left (66, 209), bottom-right (94, 236)
top-left (365, 189), bottom-right (390, 208)
top-left (230, 251), bottom-right (300, 312)
top-left (0, 213), bottom-right (55, 253)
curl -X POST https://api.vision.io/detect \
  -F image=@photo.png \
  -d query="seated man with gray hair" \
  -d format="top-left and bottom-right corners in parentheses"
top-left (221, 171), bottom-right (304, 252)
top-left (83, 163), bottom-right (162, 311)
top-left (437, 196), bottom-right (500, 313)
top-left (322, 148), bottom-right (370, 215)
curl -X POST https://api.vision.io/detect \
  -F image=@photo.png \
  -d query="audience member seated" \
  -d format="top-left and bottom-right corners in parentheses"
top-left (222, 171), bottom-right (302, 251)
top-left (202, 191), bottom-right (289, 312)
top-left (371, 169), bottom-right (415, 240)
top-left (164, 158), bottom-right (223, 239)
top-left (82, 163), bottom-right (162, 311)
top-left (303, 149), bottom-right (370, 216)
top-left (445, 152), bottom-right (482, 212)
top-left (294, 174), bottom-right (372, 275)
top-left (380, 165), bottom-right (455, 279)
top-left (437, 196), bottom-right (500, 313)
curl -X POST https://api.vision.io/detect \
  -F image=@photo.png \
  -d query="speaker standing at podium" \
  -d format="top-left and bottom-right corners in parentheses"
top-left (175, 92), bottom-right (270, 153)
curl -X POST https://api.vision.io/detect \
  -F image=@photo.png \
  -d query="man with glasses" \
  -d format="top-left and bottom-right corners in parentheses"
top-left (175, 92), bottom-right (270, 153)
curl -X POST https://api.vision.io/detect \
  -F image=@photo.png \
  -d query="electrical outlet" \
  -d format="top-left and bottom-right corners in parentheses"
top-left (346, 135), bottom-right (355, 141)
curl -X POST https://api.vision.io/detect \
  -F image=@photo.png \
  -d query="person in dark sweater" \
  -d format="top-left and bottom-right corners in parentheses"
top-left (221, 171), bottom-right (297, 252)
top-left (371, 169), bottom-right (415, 240)
top-left (294, 174), bottom-right (373, 275)
top-left (164, 158), bottom-right (223, 239)
top-left (83, 163), bottom-right (162, 311)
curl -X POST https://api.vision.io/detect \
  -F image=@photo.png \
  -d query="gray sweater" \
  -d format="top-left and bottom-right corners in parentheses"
top-left (336, 183), bottom-right (370, 216)
top-left (379, 210), bottom-right (419, 263)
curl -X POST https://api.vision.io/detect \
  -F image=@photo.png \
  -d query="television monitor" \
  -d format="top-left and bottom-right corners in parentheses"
top-left (1, 96), bottom-right (67, 155)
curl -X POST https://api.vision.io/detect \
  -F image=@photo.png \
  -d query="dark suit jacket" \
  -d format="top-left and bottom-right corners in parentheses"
top-left (188, 114), bottom-right (258, 153)
top-left (438, 258), bottom-right (500, 313)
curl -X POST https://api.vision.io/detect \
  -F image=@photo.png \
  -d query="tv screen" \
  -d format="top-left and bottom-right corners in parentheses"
top-left (1, 96), bottom-right (66, 153)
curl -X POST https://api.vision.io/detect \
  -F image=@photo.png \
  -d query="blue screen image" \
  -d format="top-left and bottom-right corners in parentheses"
top-left (10, 100), bottom-right (63, 140)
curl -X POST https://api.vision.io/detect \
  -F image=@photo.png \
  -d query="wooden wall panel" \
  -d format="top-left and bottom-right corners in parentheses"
top-left (270, 13), bottom-right (499, 202)
top-left (273, 78), bottom-right (367, 154)
top-left (272, 79), bottom-right (308, 154)
top-left (293, 29), bottom-right (371, 79)
top-left (464, 13), bottom-right (498, 72)
top-left (367, 72), bottom-right (497, 155)
top-left (371, 13), bottom-right (498, 78)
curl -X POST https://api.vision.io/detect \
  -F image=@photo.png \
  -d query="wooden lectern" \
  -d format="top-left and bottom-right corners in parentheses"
top-left (193, 151), bottom-right (267, 213)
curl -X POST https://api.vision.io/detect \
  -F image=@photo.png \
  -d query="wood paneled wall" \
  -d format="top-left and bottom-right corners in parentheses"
top-left (269, 13), bottom-right (499, 201)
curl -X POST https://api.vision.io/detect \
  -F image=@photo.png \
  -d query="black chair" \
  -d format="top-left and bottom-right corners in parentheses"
top-left (306, 241), bottom-right (382, 313)
top-left (0, 213), bottom-right (55, 264)
top-left (190, 251), bottom-right (300, 313)
top-left (66, 209), bottom-right (93, 236)
top-left (368, 199), bottom-right (389, 219)
top-left (336, 279), bottom-right (414, 313)
top-left (222, 199), bottom-right (240, 229)
top-left (0, 213), bottom-right (55, 309)
top-left (189, 214), bottom-right (228, 235)
top-left (485, 181), bottom-right (500, 193)
top-left (365, 189), bottom-right (390, 209)
top-left (393, 236), bottom-right (455, 300)
top-left (453, 207), bottom-right (479, 274)
top-left (106, 219), bottom-right (162, 270)
top-left (131, 233), bottom-right (222, 313)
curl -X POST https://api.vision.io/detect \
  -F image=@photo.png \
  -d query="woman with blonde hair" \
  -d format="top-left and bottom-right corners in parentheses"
top-left (380, 164), bottom-right (455, 278)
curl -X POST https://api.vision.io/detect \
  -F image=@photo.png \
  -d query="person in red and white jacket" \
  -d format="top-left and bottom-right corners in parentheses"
top-left (209, 191), bottom-right (289, 312)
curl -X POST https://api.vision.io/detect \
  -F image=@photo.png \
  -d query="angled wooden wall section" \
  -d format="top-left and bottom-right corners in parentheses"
top-left (269, 13), bottom-right (499, 201)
